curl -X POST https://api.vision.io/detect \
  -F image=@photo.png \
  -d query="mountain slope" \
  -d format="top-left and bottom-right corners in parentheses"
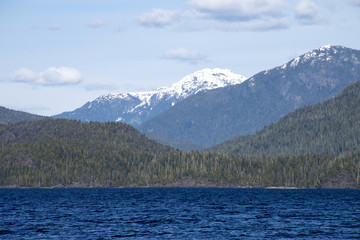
top-left (0, 106), bottom-right (47, 124)
top-left (0, 119), bottom-right (168, 153)
top-left (139, 45), bottom-right (360, 148)
top-left (210, 81), bottom-right (360, 156)
top-left (1, 118), bottom-right (359, 188)
top-left (0, 119), bottom-right (171, 187)
top-left (0, 119), bottom-right (360, 188)
top-left (54, 68), bottom-right (246, 125)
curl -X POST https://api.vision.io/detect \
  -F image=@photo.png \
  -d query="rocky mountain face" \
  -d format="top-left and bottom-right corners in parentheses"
top-left (139, 45), bottom-right (360, 149)
top-left (54, 68), bottom-right (246, 126)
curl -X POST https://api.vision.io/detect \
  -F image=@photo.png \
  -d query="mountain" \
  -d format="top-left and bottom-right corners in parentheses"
top-left (54, 68), bottom-right (246, 126)
top-left (0, 106), bottom-right (46, 124)
top-left (210, 81), bottom-right (360, 156)
top-left (139, 45), bottom-right (360, 149)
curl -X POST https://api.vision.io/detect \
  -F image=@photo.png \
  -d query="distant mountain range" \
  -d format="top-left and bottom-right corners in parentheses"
top-left (0, 106), bottom-right (46, 124)
top-left (2, 46), bottom-right (360, 188)
top-left (54, 68), bottom-right (246, 126)
top-left (139, 45), bottom-right (360, 149)
top-left (209, 80), bottom-right (360, 156)
top-left (9, 45), bottom-right (360, 153)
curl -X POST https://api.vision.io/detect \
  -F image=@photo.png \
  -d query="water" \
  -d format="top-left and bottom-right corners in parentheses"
top-left (0, 188), bottom-right (359, 239)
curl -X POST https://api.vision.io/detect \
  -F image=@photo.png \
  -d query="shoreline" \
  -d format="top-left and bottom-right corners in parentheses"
top-left (1, 185), bottom-right (358, 190)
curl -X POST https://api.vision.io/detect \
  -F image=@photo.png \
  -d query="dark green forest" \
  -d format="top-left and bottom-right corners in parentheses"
top-left (1, 118), bottom-right (359, 188)
top-left (2, 81), bottom-right (360, 188)
top-left (0, 106), bottom-right (46, 124)
top-left (210, 81), bottom-right (360, 157)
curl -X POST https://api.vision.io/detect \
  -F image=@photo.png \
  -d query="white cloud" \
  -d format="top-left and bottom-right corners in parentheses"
top-left (47, 24), bottom-right (61, 31)
top-left (163, 48), bottom-right (206, 64)
top-left (295, 0), bottom-right (320, 24)
top-left (87, 20), bottom-right (106, 28)
top-left (11, 68), bottom-right (39, 83)
top-left (187, 0), bottom-right (287, 21)
top-left (138, 9), bottom-right (179, 28)
top-left (183, 0), bottom-right (290, 31)
top-left (137, 0), bottom-right (327, 31)
top-left (182, 16), bottom-right (289, 32)
top-left (10, 67), bottom-right (82, 86)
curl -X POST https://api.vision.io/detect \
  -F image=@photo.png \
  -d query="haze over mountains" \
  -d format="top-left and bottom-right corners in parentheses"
top-left (54, 68), bottom-right (246, 126)
top-left (139, 45), bottom-right (360, 149)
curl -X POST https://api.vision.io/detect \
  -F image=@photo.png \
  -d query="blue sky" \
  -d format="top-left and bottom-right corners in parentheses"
top-left (1, 0), bottom-right (360, 116)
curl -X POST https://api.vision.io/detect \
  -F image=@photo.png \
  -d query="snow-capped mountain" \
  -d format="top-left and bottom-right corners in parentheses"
top-left (139, 45), bottom-right (360, 149)
top-left (54, 68), bottom-right (247, 125)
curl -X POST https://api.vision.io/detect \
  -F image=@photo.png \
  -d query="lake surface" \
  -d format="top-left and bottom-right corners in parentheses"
top-left (0, 188), bottom-right (359, 239)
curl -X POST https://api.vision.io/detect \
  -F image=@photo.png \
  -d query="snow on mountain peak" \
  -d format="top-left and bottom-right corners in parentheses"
top-left (89, 68), bottom-right (247, 124)
top-left (167, 68), bottom-right (247, 98)
top-left (281, 45), bottom-right (343, 69)
top-left (319, 44), bottom-right (333, 51)
top-left (99, 68), bottom-right (246, 104)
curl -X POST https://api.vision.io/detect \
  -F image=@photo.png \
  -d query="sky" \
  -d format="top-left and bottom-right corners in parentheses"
top-left (1, 0), bottom-right (360, 116)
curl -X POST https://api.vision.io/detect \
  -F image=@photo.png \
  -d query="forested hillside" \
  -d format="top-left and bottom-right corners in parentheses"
top-left (0, 106), bottom-right (46, 124)
top-left (0, 119), bottom-right (359, 188)
top-left (210, 81), bottom-right (360, 157)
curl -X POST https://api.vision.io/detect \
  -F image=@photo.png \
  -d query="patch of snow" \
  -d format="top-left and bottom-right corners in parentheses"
top-left (319, 45), bottom-right (332, 51)
top-left (167, 68), bottom-right (247, 99)
top-left (303, 51), bottom-right (317, 62)
top-left (290, 57), bottom-right (300, 68)
top-left (248, 78), bottom-right (255, 87)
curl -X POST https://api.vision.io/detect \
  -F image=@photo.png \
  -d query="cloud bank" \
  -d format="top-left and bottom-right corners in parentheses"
top-left (188, 0), bottom-right (286, 21)
top-left (10, 67), bottom-right (82, 86)
top-left (138, 0), bottom-right (332, 31)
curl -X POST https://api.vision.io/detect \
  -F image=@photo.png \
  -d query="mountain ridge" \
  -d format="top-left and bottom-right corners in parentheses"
top-left (0, 106), bottom-right (47, 124)
top-left (139, 45), bottom-right (360, 149)
top-left (209, 80), bottom-right (360, 156)
top-left (54, 68), bottom-right (247, 125)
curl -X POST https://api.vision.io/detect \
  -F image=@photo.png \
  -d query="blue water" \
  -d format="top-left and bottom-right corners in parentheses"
top-left (0, 188), bottom-right (359, 239)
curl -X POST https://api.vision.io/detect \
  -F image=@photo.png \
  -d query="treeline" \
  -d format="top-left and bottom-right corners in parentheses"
top-left (1, 119), bottom-right (359, 188)
top-left (210, 81), bottom-right (360, 157)
top-left (0, 106), bottom-right (46, 124)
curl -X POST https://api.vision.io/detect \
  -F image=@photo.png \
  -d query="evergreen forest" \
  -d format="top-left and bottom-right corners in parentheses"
top-left (0, 118), bottom-right (359, 188)
top-left (1, 82), bottom-right (360, 188)
top-left (210, 81), bottom-right (360, 157)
